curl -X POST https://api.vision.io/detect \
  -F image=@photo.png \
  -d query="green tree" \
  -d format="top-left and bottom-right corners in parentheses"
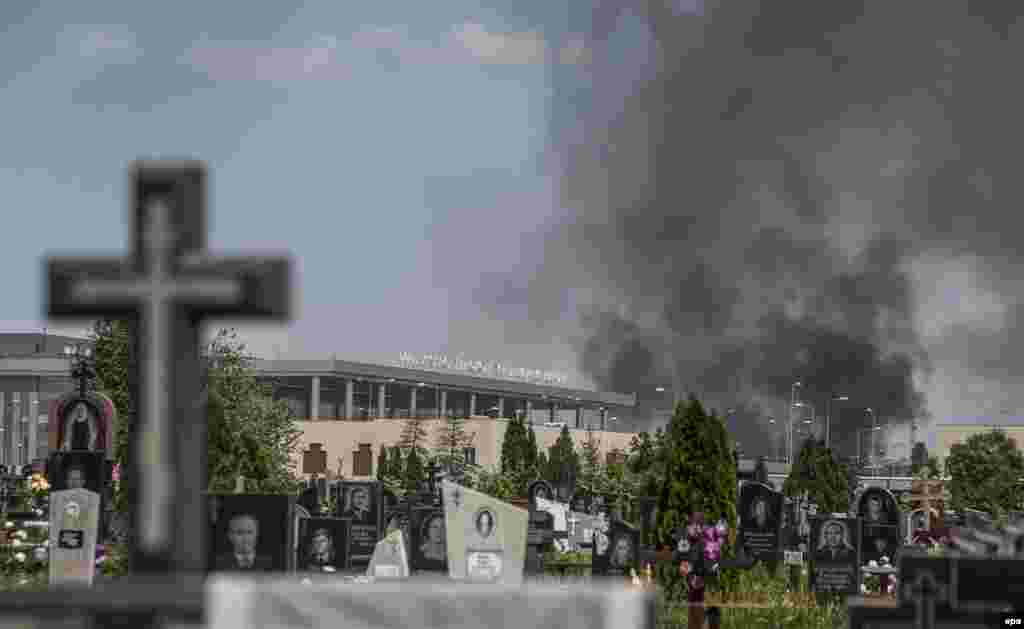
top-left (500, 414), bottom-right (528, 475)
top-left (545, 425), bottom-right (579, 486)
top-left (783, 436), bottom-right (849, 514)
top-left (92, 323), bottom-right (302, 504)
top-left (203, 329), bottom-right (302, 493)
top-left (525, 418), bottom-right (540, 472)
top-left (916, 455), bottom-right (943, 480)
top-left (627, 428), bottom-right (668, 498)
top-left (434, 413), bottom-right (475, 476)
top-left (655, 397), bottom-right (737, 549)
top-left (376, 445), bottom-right (390, 481)
top-left (403, 445), bottom-right (425, 494)
top-left (579, 426), bottom-right (603, 496)
top-left (945, 430), bottom-right (1024, 518)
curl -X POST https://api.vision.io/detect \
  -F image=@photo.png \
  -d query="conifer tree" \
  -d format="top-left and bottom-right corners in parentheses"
top-left (546, 425), bottom-right (579, 485)
top-left (403, 445), bottom-right (425, 494)
top-left (525, 419), bottom-right (540, 472)
top-left (500, 414), bottom-right (527, 475)
top-left (656, 396), bottom-right (737, 548)
top-left (783, 436), bottom-right (849, 513)
top-left (434, 413), bottom-right (475, 476)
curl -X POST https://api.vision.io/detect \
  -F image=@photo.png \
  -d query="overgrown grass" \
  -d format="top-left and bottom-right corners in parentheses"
top-left (654, 562), bottom-right (848, 628)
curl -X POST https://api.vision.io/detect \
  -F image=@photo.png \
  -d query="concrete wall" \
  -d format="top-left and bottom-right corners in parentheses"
top-left (292, 417), bottom-right (639, 480)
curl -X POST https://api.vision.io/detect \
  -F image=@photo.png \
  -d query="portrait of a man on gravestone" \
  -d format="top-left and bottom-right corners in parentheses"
top-left (214, 513), bottom-right (273, 571)
top-left (609, 534), bottom-right (635, 570)
top-left (298, 518), bottom-right (350, 573)
top-left (342, 486), bottom-right (373, 523)
top-left (209, 494), bottom-right (293, 573)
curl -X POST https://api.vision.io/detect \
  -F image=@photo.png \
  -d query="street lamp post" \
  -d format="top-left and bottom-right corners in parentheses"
top-left (825, 395), bottom-right (848, 450)
top-left (789, 381), bottom-right (802, 465)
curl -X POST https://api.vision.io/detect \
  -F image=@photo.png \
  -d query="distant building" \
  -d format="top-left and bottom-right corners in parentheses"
top-left (0, 334), bottom-right (639, 474)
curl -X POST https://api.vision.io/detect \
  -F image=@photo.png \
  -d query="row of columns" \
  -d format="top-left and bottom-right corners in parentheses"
top-left (306, 376), bottom-right (611, 427)
top-left (0, 392), bottom-right (40, 468)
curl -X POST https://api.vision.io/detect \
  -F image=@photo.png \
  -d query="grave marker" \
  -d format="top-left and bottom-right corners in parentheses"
top-left (49, 488), bottom-right (101, 587)
top-left (442, 480), bottom-right (528, 584)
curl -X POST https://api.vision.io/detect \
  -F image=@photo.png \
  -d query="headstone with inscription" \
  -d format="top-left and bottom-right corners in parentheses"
top-left (49, 488), bottom-right (101, 587)
top-left (810, 515), bottom-right (860, 594)
top-left (592, 519), bottom-right (638, 578)
top-left (737, 482), bottom-right (783, 562)
top-left (442, 480), bottom-right (528, 584)
top-left (857, 487), bottom-right (901, 564)
top-left (337, 480), bottom-right (384, 566)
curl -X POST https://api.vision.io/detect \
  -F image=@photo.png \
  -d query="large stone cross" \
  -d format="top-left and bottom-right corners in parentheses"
top-left (6, 161), bottom-right (292, 627)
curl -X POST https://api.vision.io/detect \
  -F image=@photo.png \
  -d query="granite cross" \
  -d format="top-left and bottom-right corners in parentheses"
top-left (0, 161), bottom-right (292, 628)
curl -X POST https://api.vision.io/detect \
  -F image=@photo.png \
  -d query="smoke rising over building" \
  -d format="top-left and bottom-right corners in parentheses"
top-left (521, 1), bottom-right (1024, 458)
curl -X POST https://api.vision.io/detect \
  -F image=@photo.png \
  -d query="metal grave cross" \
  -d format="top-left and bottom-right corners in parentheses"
top-left (0, 161), bottom-right (292, 628)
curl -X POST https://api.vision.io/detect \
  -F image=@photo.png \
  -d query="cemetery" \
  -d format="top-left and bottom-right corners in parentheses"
top-left (0, 161), bottom-right (1019, 629)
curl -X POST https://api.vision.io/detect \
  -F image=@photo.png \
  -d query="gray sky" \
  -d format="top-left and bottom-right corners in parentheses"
top-left (3, 1), bottom-right (1024, 457)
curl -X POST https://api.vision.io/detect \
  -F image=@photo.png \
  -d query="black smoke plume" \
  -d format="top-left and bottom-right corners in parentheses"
top-left (535, 1), bottom-right (1024, 456)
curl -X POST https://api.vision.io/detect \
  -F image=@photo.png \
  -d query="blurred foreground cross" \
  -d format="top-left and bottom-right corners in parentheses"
top-left (0, 161), bottom-right (291, 628)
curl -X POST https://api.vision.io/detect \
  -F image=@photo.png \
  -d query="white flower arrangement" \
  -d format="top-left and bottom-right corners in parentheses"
top-left (867, 560), bottom-right (878, 568)
top-left (14, 530), bottom-right (27, 540)
top-left (11, 539), bottom-right (21, 548)
top-left (13, 552), bottom-right (26, 563)
top-left (879, 555), bottom-right (890, 565)
top-left (33, 547), bottom-right (47, 562)
top-left (323, 566), bottom-right (336, 573)
top-left (4, 521), bottom-right (13, 529)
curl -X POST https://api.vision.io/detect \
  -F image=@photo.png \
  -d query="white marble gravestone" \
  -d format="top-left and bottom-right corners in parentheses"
top-left (366, 528), bottom-right (410, 580)
top-left (49, 488), bottom-right (100, 587)
top-left (208, 579), bottom-right (654, 629)
top-left (441, 480), bottom-right (528, 585)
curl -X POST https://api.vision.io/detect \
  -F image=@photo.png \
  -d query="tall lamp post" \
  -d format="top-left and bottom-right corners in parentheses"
top-left (825, 395), bottom-right (849, 450)
top-left (789, 381), bottom-right (802, 465)
top-left (793, 401), bottom-right (816, 439)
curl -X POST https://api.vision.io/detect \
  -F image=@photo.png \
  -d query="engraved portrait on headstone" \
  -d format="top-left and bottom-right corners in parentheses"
top-left (810, 516), bottom-right (860, 594)
top-left (297, 518), bottom-right (349, 573)
top-left (737, 482), bottom-right (782, 561)
top-left (410, 507), bottom-right (447, 573)
top-left (337, 481), bottom-right (383, 565)
top-left (208, 494), bottom-right (293, 573)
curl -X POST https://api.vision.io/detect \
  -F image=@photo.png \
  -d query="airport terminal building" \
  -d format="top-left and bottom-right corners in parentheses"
top-left (0, 333), bottom-right (639, 475)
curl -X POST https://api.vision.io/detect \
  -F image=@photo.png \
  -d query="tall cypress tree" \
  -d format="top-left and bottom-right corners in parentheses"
top-left (546, 425), bottom-right (579, 485)
top-left (500, 414), bottom-right (527, 475)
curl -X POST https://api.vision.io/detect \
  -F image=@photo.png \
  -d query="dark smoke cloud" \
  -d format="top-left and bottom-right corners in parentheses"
top-left (527, 1), bottom-right (1024, 455)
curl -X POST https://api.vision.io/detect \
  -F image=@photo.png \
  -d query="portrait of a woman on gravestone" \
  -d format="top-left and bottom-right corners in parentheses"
top-left (815, 520), bottom-right (854, 561)
top-left (609, 535), bottom-right (634, 570)
top-left (531, 482), bottom-right (552, 506)
top-left (475, 509), bottom-right (496, 540)
top-left (60, 400), bottom-right (100, 452)
top-left (420, 513), bottom-right (446, 562)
